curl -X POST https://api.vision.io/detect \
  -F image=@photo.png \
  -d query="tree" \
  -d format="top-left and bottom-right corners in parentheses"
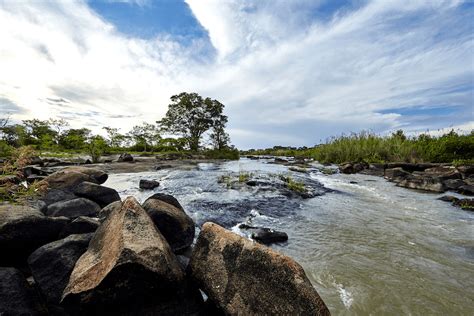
top-left (209, 124), bottom-right (230, 150)
top-left (87, 135), bottom-right (107, 163)
top-left (127, 122), bottom-right (160, 152)
top-left (59, 128), bottom-right (90, 150)
top-left (48, 118), bottom-right (69, 145)
top-left (103, 126), bottom-right (125, 148)
top-left (158, 92), bottom-right (229, 151)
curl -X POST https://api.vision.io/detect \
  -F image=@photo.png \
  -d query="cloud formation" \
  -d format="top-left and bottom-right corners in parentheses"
top-left (0, 0), bottom-right (472, 148)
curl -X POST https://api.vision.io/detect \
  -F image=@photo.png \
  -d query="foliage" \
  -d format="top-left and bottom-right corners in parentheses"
top-left (203, 148), bottom-right (239, 160)
top-left (158, 92), bottom-right (229, 151)
top-left (238, 172), bottom-right (251, 183)
top-left (243, 130), bottom-right (474, 164)
top-left (283, 176), bottom-right (306, 193)
top-left (87, 136), bottom-right (107, 163)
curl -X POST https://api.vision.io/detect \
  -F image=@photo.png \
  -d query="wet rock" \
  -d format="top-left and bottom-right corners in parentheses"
top-left (139, 179), bottom-right (160, 190)
top-left (453, 198), bottom-right (474, 210)
top-left (59, 217), bottom-right (100, 238)
top-left (62, 197), bottom-right (201, 315)
top-left (359, 163), bottom-right (385, 176)
top-left (46, 198), bottom-right (101, 218)
top-left (41, 188), bottom-right (76, 206)
top-left (438, 195), bottom-right (459, 203)
top-left (73, 181), bottom-right (121, 208)
top-left (22, 166), bottom-right (50, 178)
top-left (0, 267), bottom-right (46, 315)
top-left (142, 194), bottom-right (195, 252)
top-left (118, 153), bottom-right (134, 162)
top-left (0, 204), bottom-right (69, 266)
top-left (289, 166), bottom-right (309, 173)
top-left (396, 175), bottom-right (445, 192)
top-left (154, 164), bottom-right (173, 170)
top-left (98, 200), bottom-right (122, 223)
top-left (384, 167), bottom-right (411, 182)
top-left (28, 234), bottom-right (93, 305)
top-left (189, 222), bottom-right (330, 315)
top-left (386, 162), bottom-right (443, 172)
top-left (340, 162), bottom-right (368, 174)
top-left (443, 179), bottom-right (465, 190)
top-left (457, 184), bottom-right (474, 196)
top-left (251, 228), bottom-right (288, 244)
top-left (456, 165), bottom-right (474, 178)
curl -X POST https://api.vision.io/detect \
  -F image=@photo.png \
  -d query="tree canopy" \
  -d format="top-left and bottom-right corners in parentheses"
top-left (157, 92), bottom-right (231, 151)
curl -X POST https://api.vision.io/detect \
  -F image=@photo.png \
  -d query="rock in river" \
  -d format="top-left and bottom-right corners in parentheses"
top-left (46, 198), bottom-right (101, 218)
top-left (139, 179), bottom-right (160, 190)
top-left (0, 204), bottom-right (68, 266)
top-left (61, 197), bottom-right (201, 315)
top-left (59, 216), bottom-right (100, 238)
top-left (74, 181), bottom-right (121, 208)
top-left (28, 234), bottom-right (93, 305)
top-left (0, 267), bottom-right (46, 315)
top-left (142, 193), bottom-right (195, 252)
top-left (188, 222), bottom-right (330, 315)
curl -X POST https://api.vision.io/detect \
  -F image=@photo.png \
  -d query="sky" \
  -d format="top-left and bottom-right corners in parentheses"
top-left (0, 0), bottom-right (473, 149)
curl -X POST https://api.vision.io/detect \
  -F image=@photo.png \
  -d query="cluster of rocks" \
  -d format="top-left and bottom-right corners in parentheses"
top-left (1, 166), bottom-right (330, 315)
top-left (340, 162), bottom-right (474, 194)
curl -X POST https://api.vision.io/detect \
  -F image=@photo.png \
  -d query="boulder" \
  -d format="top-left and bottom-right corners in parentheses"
top-left (22, 166), bottom-right (49, 178)
top-left (251, 228), bottom-right (289, 244)
top-left (396, 175), bottom-right (445, 192)
top-left (0, 267), bottom-right (46, 315)
top-left (456, 165), bottom-right (474, 178)
top-left (61, 197), bottom-right (201, 315)
top-left (438, 195), bottom-right (459, 203)
top-left (457, 184), bottom-right (474, 196)
top-left (188, 222), bottom-right (330, 315)
top-left (46, 198), bottom-right (101, 218)
top-left (142, 194), bottom-right (195, 252)
top-left (28, 234), bottom-right (93, 305)
top-left (139, 179), bottom-right (160, 190)
top-left (118, 153), bottom-right (133, 162)
top-left (386, 162), bottom-right (442, 172)
top-left (42, 171), bottom-right (97, 191)
top-left (452, 198), bottom-right (474, 210)
top-left (59, 217), bottom-right (100, 238)
top-left (62, 166), bottom-right (108, 184)
top-left (41, 188), bottom-right (76, 206)
top-left (443, 179), bottom-right (465, 190)
top-left (0, 204), bottom-right (69, 266)
top-left (98, 200), bottom-right (122, 223)
top-left (384, 167), bottom-right (411, 182)
top-left (339, 163), bottom-right (355, 174)
top-left (74, 181), bottom-right (121, 208)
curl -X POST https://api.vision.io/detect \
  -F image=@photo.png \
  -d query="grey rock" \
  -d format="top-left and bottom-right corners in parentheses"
top-left (46, 198), bottom-right (101, 218)
top-left (59, 217), bottom-right (100, 238)
top-left (74, 181), bottom-right (121, 208)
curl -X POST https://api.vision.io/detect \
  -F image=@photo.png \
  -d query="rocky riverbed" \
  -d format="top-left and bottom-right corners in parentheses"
top-left (0, 161), bottom-right (330, 315)
top-left (1, 155), bottom-right (473, 315)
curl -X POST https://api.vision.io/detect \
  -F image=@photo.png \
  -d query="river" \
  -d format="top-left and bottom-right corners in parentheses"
top-left (105, 157), bottom-right (474, 315)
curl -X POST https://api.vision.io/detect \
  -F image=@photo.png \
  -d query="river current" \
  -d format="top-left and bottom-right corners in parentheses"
top-left (105, 157), bottom-right (474, 315)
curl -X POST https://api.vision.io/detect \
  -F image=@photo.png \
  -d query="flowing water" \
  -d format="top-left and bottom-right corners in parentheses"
top-left (105, 158), bottom-right (474, 315)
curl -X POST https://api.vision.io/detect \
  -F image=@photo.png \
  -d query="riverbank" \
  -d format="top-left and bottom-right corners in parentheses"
top-left (0, 163), bottom-right (330, 315)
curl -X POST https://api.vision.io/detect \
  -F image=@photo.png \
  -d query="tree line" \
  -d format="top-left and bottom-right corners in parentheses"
top-left (0, 92), bottom-right (237, 160)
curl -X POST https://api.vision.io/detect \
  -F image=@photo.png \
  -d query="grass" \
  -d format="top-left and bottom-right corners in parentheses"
top-left (238, 172), bottom-right (251, 182)
top-left (243, 130), bottom-right (474, 164)
top-left (279, 175), bottom-right (306, 193)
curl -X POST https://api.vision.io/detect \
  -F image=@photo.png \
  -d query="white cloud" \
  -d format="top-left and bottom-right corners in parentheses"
top-left (0, 0), bottom-right (472, 148)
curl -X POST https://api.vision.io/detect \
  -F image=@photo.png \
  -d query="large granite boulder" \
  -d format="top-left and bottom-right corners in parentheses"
top-left (28, 234), bottom-right (93, 306)
top-left (118, 153), bottom-right (133, 162)
top-left (59, 217), bottom-right (100, 238)
top-left (98, 200), bottom-right (122, 222)
top-left (188, 222), bottom-right (330, 315)
top-left (46, 198), bottom-right (101, 218)
top-left (64, 166), bottom-right (108, 184)
top-left (0, 267), bottom-right (46, 315)
top-left (61, 197), bottom-right (201, 315)
top-left (74, 181), bottom-right (121, 208)
top-left (41, 189), bottom-right (76, 206)
top-left (0, 204), bottom-right (69, 266)
top-left (142, 194), bottom-right (195, 252)
top-left (384, 167), bottom-right (411, 182)
top-left (42, 171), bottom-right (97, 191)
top-left (396, 175), bottom-right (446, 192)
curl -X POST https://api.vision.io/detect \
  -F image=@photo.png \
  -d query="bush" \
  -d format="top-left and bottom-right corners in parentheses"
top-left (204, 148), bottom-right (240, 160)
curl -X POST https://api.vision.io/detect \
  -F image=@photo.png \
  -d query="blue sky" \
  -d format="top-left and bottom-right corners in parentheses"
top-left (0, 0), bottom-right (472, 148)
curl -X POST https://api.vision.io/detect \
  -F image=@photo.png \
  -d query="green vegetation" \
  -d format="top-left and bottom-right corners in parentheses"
top-left (279, 175), bottom-right (306, 193)
top-left (238, 172), bottom-right (252, 183)
top-left (244, 130), bottom-right (474, 164)
top-left (0, 92), bottom-right (238, 161)
top-left (0, 146), bottom-right (47, 202)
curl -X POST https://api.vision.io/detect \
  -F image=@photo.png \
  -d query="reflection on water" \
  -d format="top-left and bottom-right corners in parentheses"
top-left (105, 158), bottom-right (474, 315)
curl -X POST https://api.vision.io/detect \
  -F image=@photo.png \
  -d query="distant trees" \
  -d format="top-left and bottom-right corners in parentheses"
top-left (0, 92), bottom-right (234, 158)
top-left (158, 92), bottom-right (231, 151)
